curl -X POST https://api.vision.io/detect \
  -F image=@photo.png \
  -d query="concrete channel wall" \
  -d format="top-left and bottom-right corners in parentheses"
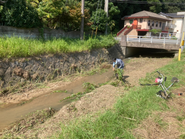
top-left (0, 26), bottom-right (82, 39)
top-left (0, 45), bottom-right (124, 92)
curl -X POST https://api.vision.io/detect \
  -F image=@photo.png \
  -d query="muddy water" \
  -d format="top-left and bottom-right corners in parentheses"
top-left (0, 68), bottom-right (114, 131)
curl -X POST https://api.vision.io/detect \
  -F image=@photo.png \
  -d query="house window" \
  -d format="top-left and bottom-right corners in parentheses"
top-left (148, 20), bottom-right (150, 26)
top-left (140, 18), bottom-right (143, 23)
top-left (152, 21), bottom-right (154, 27)
top-left (159, 22), bottom-right (162, 27)
top-left (129, 20), bottom-right (133, 24)
top-left (156, 21), bottom-right (158, 27)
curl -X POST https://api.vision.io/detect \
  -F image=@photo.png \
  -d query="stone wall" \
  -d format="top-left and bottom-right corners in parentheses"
top-left (0, 26), bottom-right (84, 39)
top-left (0, 45), bottom-right (124, 93)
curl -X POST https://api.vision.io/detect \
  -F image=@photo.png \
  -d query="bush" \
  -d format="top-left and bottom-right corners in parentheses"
top-left (149, 29), bottom-right (161, 35)
top-left (1, 0), bottom-right (42, 28)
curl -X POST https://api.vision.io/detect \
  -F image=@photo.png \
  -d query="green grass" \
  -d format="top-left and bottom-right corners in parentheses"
top-left (57, 52), bottom-right (185, 139)
top-left (0, 35), bottom-right (118, 59)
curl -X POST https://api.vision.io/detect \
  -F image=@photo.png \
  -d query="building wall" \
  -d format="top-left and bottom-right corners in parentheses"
top-left (145, 18), bottom-right (166, 30)
top-left (124, 18), bottom-right (167, 30)
top-left (124, 20), bottom-right (130, 27)
top-left (173, 18), bottom-right (183, 38)
top-left (127, 29), bottom-right (138, 37)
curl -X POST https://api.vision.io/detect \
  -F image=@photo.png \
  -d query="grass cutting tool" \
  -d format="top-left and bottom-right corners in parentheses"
top-left (155, 71), bottom-right (179, 99)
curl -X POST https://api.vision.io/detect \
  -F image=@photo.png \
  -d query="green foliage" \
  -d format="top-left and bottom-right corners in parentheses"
top-left (161, 0), bottom-right (185, 13)
top-left (114, 69), bottom-right (124, 81)
top-left (0, 35), bottom-right (118, 59)
top-left (90, 9), bottom-right (108, 31)
top-left (89, 2), bottom-right (120, 33)
top-left (1, 0), bottom-right (41, 28)
top-left (83, 82), bottom-right (98, 93)
top-left (28, 0), bottom-right (90, 30)
top-left (149, 29), bottom-right (161, 34)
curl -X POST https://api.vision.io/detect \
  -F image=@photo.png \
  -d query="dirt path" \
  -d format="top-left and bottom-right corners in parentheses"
top-left (124, 57), bottom-right (172, 86)
top-left (0, 57), bottom-right (173, 138)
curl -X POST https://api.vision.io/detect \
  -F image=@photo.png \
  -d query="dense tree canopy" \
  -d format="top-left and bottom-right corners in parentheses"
top-left (1, 0), bottom-right (41, 28)
top-left (0, 0), bottom-right (185, 33)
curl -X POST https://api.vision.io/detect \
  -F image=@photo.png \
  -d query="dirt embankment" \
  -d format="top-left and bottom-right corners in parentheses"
top-left (0, 57), bottom-right (173, 138)
top-left (133, 88), bottom-right (185, 139)
top-left (0, 57), bottom-right (172, 105)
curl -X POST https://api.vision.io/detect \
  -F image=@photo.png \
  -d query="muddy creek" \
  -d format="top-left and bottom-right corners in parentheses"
top-left (0, 68), bottom-right (114, 131)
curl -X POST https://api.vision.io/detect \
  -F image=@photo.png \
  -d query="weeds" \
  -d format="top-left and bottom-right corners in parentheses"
top-left (53, 90), bottom-right (68, 93)
top-left (110, 81), bottom-right (120, 87)
top-left (114, 69), bottom-right (124, 81)
top-left (0, 35), bottom-right (117, 59)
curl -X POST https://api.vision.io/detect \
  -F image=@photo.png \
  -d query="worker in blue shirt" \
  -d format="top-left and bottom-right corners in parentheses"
top-left (113, 58), bottom-right (124, 71)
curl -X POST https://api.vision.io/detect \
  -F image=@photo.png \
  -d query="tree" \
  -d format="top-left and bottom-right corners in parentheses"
top-left (27, 0), bottom-right (90, 30)
top-left (1, 0), bottom-right (41, 28)
top-left (161, 0), bottom-right (185, 13)
top-left (89, 2), bottom-right (120, 33)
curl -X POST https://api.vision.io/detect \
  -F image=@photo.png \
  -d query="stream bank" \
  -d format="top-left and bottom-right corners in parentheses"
top-left (0, 44), bottom-right (124, 95)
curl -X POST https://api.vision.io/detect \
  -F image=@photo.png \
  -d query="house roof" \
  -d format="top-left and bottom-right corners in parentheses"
top-left (122, 10), bottom-right (170, 21)
top-left (159, 12), bottom-right (184, 18)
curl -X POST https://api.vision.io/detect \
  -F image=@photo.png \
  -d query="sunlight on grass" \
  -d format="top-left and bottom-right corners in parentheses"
top-left (0, 35), bottom-right (118, 59)
top-left (57, 52), bottom-right (185, 139)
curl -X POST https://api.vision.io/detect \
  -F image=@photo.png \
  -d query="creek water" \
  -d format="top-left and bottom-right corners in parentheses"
top-left (0, 68), bottom-right (114, 131)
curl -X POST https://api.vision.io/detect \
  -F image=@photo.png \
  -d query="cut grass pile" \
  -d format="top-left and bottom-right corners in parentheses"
top-left (57, 52), bottom-right (185, 139)
top-left (0, 35), bottom-right (118, 59)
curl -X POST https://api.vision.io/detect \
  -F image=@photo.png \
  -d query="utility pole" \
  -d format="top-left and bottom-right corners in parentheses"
top-left (104, 0), bottom-right (108, 35)
top-left (80, 0), bottom-right (85, 40)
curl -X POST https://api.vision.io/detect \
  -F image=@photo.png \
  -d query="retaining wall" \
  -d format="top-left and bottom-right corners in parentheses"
top-left (0, 26), bottom-right (82, 39)
top-left (0, 45), bottom-right (124, 93)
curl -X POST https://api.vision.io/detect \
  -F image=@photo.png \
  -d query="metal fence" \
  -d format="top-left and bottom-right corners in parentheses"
top-left (126, 35), bottom-right (179, 45)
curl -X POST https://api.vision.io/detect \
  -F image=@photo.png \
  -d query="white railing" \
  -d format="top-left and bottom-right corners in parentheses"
top-left (126, 35), bottom-right (179, 45)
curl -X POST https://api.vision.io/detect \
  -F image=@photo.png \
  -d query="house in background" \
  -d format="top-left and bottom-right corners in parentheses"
top-left (117, 10), bottom-right (170, 37)
top-left (159, 12), bottom-right (184, 38)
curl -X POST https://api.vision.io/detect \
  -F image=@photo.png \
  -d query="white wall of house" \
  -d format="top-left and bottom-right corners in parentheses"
top-left (173, 18), bottom-right (183, 38)
top-left (138, 18), bottom-right (148, 29)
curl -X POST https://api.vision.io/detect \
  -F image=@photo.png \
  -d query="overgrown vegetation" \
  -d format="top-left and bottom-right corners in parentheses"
top-left (0, 35), bottom-right (117, 59)
top-left (57, 52), bottom-right (185, 138)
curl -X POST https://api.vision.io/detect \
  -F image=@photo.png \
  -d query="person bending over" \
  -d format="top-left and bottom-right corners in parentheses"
top-left (112, 58), bottom-right (124, 71)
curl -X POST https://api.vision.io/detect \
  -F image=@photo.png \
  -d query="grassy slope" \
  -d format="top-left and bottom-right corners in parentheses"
top-left (0, 35), bottom-right (117, 59)
top-left (57, 52), bottom-right (185, 139)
